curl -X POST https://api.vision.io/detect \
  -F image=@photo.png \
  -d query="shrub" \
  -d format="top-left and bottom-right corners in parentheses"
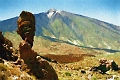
top-left (65, 72), bottom-right (71, 76)
top-left (0, 63), bottom-right (9, 80)
top-left (0, 63), bottom-right (7, 71)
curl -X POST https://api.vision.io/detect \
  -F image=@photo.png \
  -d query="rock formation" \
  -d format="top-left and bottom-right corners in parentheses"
top-left (19, 42), bottom-right (58, 79)
top-left (0, 31), bottom-right (17, 61)
top-left (17, 11), bottom-right (35, 47)
top-left (17, 11), bottom-right (58, 80)
top-left (98, 58), bottom-right (118, 73)
top-left (90, 58), bottom-right (119, 74)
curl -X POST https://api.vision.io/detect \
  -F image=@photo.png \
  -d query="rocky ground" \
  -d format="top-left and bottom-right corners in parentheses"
top-left (1, 31), bottom-right (120, 80)
top-left (0, 31), bottom-right (58, 80)
top-left (49, 54), bottom-right (120, 80)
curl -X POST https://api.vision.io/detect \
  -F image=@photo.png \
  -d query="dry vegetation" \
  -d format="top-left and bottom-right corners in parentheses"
top-left (50, 53), bottom-right (120, 80)
top-left (0, 62), bottom-right (36, 80)
top-left (3, 32), bottom-right (120, 80)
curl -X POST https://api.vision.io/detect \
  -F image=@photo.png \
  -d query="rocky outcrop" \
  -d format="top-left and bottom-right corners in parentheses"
top-left (90, 58), bottom-right (119, 74)
top-left (99, 58), bottom-right (118, 71)
top-left (17, 11), bottom-right (58, 80)
top-left (19, 42), bottom-right (58, 80)
top-left (17, 11), bottom-right (35, 47)
top-left (0, 31), bottom-right (17, 61)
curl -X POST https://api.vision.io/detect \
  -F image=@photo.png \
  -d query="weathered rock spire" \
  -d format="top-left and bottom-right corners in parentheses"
top-left (17, 11), bottom-right (35, 47)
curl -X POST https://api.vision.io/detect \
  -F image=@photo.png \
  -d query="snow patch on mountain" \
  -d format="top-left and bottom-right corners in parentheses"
top-left (47, 11), bottom-right (54, 18)
top-left (56, 11), bottom-right (61, 14)
top-left (47, 9), bottom-right (61, 18)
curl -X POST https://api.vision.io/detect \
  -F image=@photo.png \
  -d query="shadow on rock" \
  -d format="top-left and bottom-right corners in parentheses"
top-left (0, 31), bottom-right (18, 61)
top-left (19, 42), bottom-right (58, 80)
top-left (90, 58), bottom-right (119, 74)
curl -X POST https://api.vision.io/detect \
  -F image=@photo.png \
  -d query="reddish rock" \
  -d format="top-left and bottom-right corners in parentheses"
top-left (19, 42), bottom-right (58, 80)
top-left (17, 11), bottom-right (58, 79)
top-left (17, 11), bottom-right (35, 47)
top-left (0, 31), bottom-right (17, 61)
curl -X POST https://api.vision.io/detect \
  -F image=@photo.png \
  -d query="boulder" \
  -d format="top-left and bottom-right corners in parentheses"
top-left (90, 58), bottom-right (119, 74)
top-left (19, 42), bottom-right (58, 80)
top-left (0, 31), bottom-right (17, 61)
top-left (99, 58), bottom-right (118, 71)
top-left (17, 11), bottom-right (35, 47)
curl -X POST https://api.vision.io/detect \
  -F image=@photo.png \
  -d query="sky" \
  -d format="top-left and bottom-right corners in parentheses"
top-left (0, 0), bottom-right (120, 26)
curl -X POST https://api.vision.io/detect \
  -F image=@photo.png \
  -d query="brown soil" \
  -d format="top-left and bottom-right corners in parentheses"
top-left (42, 54), bottom-right (95, 63)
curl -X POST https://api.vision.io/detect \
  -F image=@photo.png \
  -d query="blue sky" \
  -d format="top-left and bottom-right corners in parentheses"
top-left (0, 0), bottom-right (120, 26)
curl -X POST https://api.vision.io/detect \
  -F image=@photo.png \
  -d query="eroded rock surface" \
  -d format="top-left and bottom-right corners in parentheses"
top-left (19, 42), bottom-right (58, 80)
top-left (17, 11), bottom-right (35, 47)
top-left (0, 31), bottom-right (17, 61)
top-left (17, 11), bottom-right (58, 80)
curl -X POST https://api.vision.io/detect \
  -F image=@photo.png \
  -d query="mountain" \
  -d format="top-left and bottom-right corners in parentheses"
top-left (0, 9), bottom-right (120, 50)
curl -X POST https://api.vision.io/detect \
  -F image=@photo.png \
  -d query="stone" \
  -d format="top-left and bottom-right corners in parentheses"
top-left (19, 42), bottom-right (58, 79)
top-left (17, 11), bottom-right (35, 47)
top-left (0, 31), bottom-right (17, 61)
top-left (90, 58), bottom-right (119, 74)
top-left (99, 59), bottom-right (118, 71)
top-left (17, 11), bottom-right (58, 79)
